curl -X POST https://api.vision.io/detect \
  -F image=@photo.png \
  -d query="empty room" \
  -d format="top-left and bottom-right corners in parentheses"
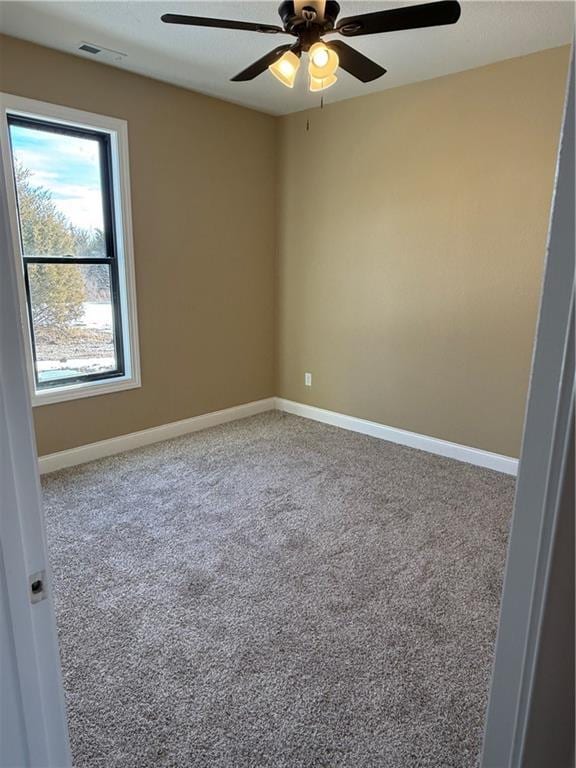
top-left (0, 2), bottom-right (573, 767)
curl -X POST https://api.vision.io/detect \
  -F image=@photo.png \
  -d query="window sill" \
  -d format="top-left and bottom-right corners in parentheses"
top-left (31, 375), bottom-right (141, 407)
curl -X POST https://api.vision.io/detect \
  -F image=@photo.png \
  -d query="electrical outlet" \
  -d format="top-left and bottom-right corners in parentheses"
top-left (305, 372), bottom-right (312, 387)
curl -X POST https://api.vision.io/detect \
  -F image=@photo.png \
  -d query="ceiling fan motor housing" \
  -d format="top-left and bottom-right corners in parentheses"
top-left (278, 0), bottom-right (341, 39)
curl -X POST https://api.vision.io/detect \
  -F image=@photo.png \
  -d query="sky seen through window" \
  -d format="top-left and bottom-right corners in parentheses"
top-left (10, 124), bottom-right (104, 232)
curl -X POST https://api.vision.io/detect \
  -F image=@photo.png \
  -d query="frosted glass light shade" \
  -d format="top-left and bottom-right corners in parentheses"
top-left (269, 51), bottom-right (300, 88)
top-left (308, 43), bottom-right (339, 80)
top-left (309, 73), bottom-right (338, 92)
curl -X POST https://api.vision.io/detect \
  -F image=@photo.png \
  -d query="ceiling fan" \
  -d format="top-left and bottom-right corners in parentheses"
top-left (162, 0), bottom-right (461, 92)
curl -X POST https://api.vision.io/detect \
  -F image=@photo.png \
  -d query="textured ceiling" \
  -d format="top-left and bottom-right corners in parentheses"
top-left (0, 1), bottom-right (573, 114)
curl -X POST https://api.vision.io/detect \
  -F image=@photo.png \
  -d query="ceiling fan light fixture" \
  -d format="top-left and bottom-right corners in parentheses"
top-left (269, 50), bottom-right (301, 87)
top-left (310, 46), bottom-right (329, 68)
top-left (309, 73), bottom-right (338, 92)
top-left (308, 42), bottom-right (339, 80)
top-left (163, 1), bottom-right (462, 91)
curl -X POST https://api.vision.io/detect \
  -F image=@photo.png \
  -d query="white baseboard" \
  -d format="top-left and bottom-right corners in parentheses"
top-left (275, 398), bottom-right (519, 476)
top-left (38, 398), bottom-right (276, 475)
top-left (38, 395), bottom-right (519, 477)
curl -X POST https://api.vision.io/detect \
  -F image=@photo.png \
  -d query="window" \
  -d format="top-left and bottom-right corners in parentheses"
top-left (1, 95), bottom-right (140, 405)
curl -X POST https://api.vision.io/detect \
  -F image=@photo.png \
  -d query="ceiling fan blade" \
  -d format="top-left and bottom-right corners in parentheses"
top-left (336, 0), bottom-right (461, 37)
top-left (328, 41), bottom-right (386, 82)
top-left (161, 13), bottom-right (284, 34)
top-left (231, 45), bottom-right (293, 82)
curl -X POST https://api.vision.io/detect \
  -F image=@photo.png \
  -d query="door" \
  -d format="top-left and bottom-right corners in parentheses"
top-left (0, 147), bottom-right (71, 765)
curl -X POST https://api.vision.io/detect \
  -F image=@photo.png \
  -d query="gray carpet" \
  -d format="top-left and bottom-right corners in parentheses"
top-left (42, 412), bottom-right (514, 768)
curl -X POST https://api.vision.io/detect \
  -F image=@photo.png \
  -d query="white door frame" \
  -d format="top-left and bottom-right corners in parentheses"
top-left (481, 49), bottom-right (574, 767)
top-left (0, 148), bottom-right (71, 763)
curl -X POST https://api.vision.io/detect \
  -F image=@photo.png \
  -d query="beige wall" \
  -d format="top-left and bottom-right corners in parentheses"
top-left (277, 46), bottom-right (570, 457)
top-left (0, 35), bottom-right (277, 456)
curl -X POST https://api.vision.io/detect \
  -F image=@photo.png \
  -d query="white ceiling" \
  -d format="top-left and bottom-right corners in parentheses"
top-left (0, 1), bottom-right (573, 115)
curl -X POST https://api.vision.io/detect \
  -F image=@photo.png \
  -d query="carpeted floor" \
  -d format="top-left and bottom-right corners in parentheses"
top-left (42, 412), bottom-right (514, 768)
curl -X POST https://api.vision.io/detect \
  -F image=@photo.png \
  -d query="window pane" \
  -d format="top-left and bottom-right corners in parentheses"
top-left (27, 263), bottom-right (121, 387)
top-left (9, 122), bottom-right (107, 258)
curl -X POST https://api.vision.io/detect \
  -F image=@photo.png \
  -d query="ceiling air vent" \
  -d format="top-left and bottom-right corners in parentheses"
top-left (78, 42), bottom-right (127, 63)
top-left (79, 43), bottom-right (101, 54)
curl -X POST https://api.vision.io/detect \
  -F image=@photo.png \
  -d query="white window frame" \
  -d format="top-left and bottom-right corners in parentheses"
top-left (0, 94), bottom-right (141, 407)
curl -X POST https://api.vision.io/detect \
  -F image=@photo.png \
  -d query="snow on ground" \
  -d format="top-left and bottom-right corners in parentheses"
top-left (37, 301), bottom-right (115, 382)
top-left (79, 301), bottom-right (113, 331)
top-left (37, 357), bottom-right (116, 372)
top-left (37, 357), bottom-right (116, 383)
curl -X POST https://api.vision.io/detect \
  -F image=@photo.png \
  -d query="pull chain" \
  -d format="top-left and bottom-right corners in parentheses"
top-left (306, 95), bottom-right (325, 133)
